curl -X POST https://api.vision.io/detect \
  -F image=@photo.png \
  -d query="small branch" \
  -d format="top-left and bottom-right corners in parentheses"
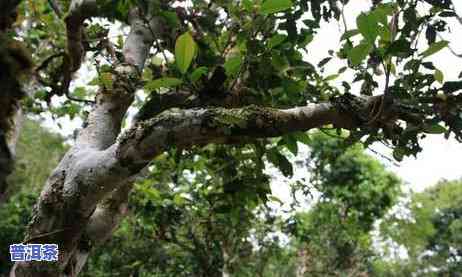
top-left (436, 32), bottom-right (462, 58)
top-left (34, 51), bottom-right (65, 72)
top-left (452, 7), bottom-right (462, 26)
top-left (138, 8), bottom-right (170, 63)
top-left (47, 0), bottom-right (63, 19)
top-left (341, 1), bottom-right (348, 32)
top-left (65, 90), bottom-right (96, 105)
top-left (366, 146), bottom-right (399, 166)
top-left (22, 228), bottom-right (69, 244)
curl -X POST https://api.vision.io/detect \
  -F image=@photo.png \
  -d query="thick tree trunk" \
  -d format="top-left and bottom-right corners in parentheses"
top-left (0, 0), bottom-right (27, 204)
top-left (0, 107), bottom-right (22, 203)
top-left (11, 4), bottom-right (160, 276)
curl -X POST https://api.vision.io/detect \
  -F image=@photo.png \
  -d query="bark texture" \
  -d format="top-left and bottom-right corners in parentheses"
top-left (0, 0), bottom-right (28, 204)
top-left (11, 3), bottom-right (161, 276)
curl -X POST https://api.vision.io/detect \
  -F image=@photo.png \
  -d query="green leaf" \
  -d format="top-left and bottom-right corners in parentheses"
top-left (190, 66), bottom-right (208, 83)
top-left (175, 32), bottom-right (197, 74)
top-left (423, 124), bottom-right (447, 134)
top-left (271, 51), bottom-right (290, 73)
top-left (282, 135), bottom-right (298, 156)
top-left (318, 57), bottom-right (332, 67)
top-left (266, 148), bottom-right (293, 177)
top-left (160, 11), bottom-right (180, 28)
top-left (276, 154), bottom-right (293, 177)
top-left (324, 74), bottom-right (339, 81)
top-left (73, 87), bottom-right (87, 98)
top-left (386, 39), bottom-right (412, 58)
top-left (224, 56), bottom-right (242, 77)
top-left (260, 0), bottom-right (293, 15)
top-left (242, 0), bottom-right (253, 11)
top-left (145, 77), bottom-right (183, 91)
top-left (393, 147), bottom-right (406, 162)
top-left (348, 41), bottom-right (373, 66)
top-left (341, 29), bottom-right (360, 41)
top-left (100, 72), bottom-right (113, 89)
top-left (434, 69), bottom-right (444, 84)
top-left (268, 34), bottom-right (287, 49)
top-left (442, 81), bottom-right (462, 94)
top-left (173, 194), bottom-right (186, 206)
top-left (292, 131), bottom-right (311, 145)
top-left (371, 3), bottom-right (396, 24)
top-left (356, 13), bottom-right (378, 43)
top-left (268, 195), bottom-right (284, 205)
top-left (420, 40), bottom-right (449, 58)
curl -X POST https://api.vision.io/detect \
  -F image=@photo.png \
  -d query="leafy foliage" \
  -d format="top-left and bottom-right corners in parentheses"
top-left (378, 180), bottom-right (462, 275)
top-left (0, 119), bottom-right (66, 275)
top-left (284, 132), bottom-right (401, 276)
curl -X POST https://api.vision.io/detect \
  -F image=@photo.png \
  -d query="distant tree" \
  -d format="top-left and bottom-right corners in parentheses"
top-left (287, 132), bottom-right (401, 276)
top-left (0, 119), bottom-right (66, 276)
top-left (377, 179), bottom-right (462, 276)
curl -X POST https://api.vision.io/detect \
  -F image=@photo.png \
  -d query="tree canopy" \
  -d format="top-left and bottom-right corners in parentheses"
top-left (1, 0), bottom-right (462, 276)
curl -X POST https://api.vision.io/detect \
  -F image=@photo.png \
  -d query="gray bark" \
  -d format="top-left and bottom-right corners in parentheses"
top-left (11, 2), bottom-right (161, 276)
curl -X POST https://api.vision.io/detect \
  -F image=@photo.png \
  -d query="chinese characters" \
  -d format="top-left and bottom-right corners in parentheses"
top-left (10, 244), bottom-right (58, 262)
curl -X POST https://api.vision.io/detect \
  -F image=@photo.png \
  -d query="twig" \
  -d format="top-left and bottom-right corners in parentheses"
top-left (35, 52), bottom-right (65, 72)
top-left (138, 9), bottom-right (170, 64)
top-left (65, 90), bottom-right (96, 105)
top-left (230, 16), bottom-right (269, 91)
top-left (452, 7), bottom-right (462, 26)
top-left (22, 228), bottom-right (69, 244)
top-left (47, 0), bottom-right (63, 19)
top-left (341, 1), bottom-right (348, 32)
top-left (436, 32), bottom-right (462, 58)
top-left (366, 145), bottom-right (400, 166)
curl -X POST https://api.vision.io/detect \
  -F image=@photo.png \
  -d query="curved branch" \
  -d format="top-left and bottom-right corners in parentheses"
top-left (115, 100), bottom-right (358, 170)
top-left (65, 0), bottom-right (108, 72)
top-left (134, 87), bottom-right (259, 123)
top-left (76, 9), bottom-right (160, 150)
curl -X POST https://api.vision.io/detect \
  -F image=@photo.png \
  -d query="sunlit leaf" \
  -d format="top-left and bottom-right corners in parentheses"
top-left (356, 13), bottom-right (378, 43)
top-left (423, 124), bottom-right (447, 134)
top-left (260, 0), bottom-right (293, 15)
top-left (434, 69), bottom-right (444, 84)
top-left (420, 40), bottom-right (449, 58)
top-left (145, 77), bottom-right (183, 91)
top-left (348, 41), bottom-right (373, 66)
top-left (224, 56), bottom-right (242, 77)
top-left (190, 67), bottom-right (208, 83)
top-left (175, 32), bottom-right (197, 74)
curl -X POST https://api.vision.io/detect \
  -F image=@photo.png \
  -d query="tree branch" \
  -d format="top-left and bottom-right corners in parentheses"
top-left (76, 9), bottom-right (160, 150)
top-left (115, 99), bottom-right (362, 171)
top-left (134, 87), bottom-right (259, 123)
top-left (64, 0), bottom-right (121, 71)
